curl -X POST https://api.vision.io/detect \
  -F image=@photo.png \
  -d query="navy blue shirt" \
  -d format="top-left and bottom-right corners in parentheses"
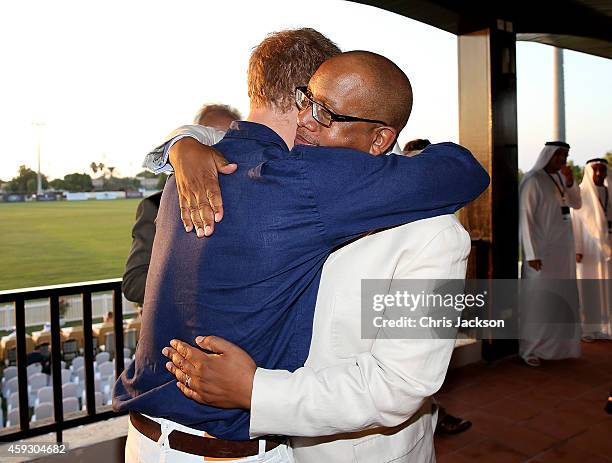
top-left (113, 121), bottom-right (489, 440)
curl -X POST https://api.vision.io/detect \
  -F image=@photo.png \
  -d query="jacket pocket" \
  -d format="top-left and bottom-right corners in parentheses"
top-left (352, 415), bottom-right (430, 463)
top-left (330, 293), bottom-right (373, 358)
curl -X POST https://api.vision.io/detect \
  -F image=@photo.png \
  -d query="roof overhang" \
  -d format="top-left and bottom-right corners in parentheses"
top-left (350, 0), bottom-right (612, 59)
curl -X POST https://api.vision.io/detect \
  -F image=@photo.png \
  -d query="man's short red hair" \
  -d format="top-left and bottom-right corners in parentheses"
top-left (247, 28), bottom-right (340, 112)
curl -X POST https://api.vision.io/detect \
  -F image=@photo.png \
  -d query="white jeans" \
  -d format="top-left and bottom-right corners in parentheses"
top-left (125, 415), bottom-right (294, 463)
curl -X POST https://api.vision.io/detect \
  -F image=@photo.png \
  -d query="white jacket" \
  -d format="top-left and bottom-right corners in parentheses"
top-left (250, 214), bottom-right (471, 463)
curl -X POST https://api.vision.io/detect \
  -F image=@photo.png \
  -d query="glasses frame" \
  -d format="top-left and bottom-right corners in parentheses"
top-left (295, 86), bottom-right (388, 128)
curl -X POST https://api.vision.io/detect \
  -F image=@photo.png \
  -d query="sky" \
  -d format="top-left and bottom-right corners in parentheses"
top-left (1, 0), bottom-right (611, 182)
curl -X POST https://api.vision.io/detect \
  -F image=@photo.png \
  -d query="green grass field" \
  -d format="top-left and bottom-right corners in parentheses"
top-left (0, 199), bottom-right (141, 291)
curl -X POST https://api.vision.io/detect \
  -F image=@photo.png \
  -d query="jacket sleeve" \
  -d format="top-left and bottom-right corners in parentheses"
top-left (292, 143), bottom-right (489, 248)
top-left (122, 198), bottom-right (158, 305)
top-left (249, 223), bottom-right (470, 437)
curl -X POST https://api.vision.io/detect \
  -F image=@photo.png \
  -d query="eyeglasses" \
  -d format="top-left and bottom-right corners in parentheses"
top-left (295, 86), bottom-right (388, 128)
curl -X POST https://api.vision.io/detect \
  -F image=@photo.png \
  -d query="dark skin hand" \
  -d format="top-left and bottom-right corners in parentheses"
top-left (169, 137), bottom-right (237, 237)
top-left (559, 164), bottom-right (574, 187)
top-left (162, 336), bottom-right (256, 409)
top-left (528, 259), bottom-right (543, 271)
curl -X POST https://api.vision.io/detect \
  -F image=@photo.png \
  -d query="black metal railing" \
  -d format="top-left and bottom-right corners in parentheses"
top-left (0, 279), bottom-right (128, 442)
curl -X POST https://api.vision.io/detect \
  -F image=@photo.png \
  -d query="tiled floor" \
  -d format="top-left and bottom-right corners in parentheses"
top-left (435, 340), bottom-right (612, 463)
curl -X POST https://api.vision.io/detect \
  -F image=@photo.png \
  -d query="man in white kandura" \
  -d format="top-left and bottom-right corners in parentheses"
top-left (572, 158), bottom-right (612, 340)
top-left (519, 141), bottom-right (582, 367)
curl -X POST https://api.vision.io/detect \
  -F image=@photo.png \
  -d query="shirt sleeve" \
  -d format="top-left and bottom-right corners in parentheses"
top-left (563, 176), bottom-right (582, 209)
top-left (142, 125), bottom-right (226, 174)
top-left (293, 142), bottom-right (489, 248)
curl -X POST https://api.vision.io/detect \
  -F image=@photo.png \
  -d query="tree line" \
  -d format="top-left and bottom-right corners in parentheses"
top-left (1, 164), bottom-right (167, 195)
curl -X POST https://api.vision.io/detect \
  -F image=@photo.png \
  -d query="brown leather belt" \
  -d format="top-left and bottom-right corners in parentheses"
top-left (129, 411), bottom-right (283, 458)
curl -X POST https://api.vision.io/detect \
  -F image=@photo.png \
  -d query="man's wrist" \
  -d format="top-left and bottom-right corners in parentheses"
top-left (241, 365), bottom-right (256, 410)
top-left (168, 136), bottom-right (203, 167)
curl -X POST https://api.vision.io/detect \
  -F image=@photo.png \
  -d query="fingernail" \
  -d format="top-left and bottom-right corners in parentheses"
top-left (162, 347), bottom-right (168, 356)
top-left (204, 225), bottom-right (212, 236)
top-left (165, 362), bottom-right (172, 370)
top-left (196, 228), bottom-right (204, 238)
top-left (196, 336), bottom-right (205, 344)
top-left (214, 213), bottom-right (221, 223)
top-left (170, 339), bottom-right (177, 347)
top-left (185, 224), bottom-right (193, 233)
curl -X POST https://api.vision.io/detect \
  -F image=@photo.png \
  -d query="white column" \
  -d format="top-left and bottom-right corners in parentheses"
top-left (552, 47), bottom-right (566, 142)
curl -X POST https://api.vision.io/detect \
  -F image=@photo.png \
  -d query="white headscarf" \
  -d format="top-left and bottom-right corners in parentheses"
top-left (519, 143), bottom-right (570, 195)
top-left (529, 144), bottom-right (561, 173)
top-left (575, 161), bottom-right (611, 258)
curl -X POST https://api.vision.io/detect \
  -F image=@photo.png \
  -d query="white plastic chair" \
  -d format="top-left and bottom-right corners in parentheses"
top-left (28, 373), bottom-right (48, 404)
top-left (74, 365), bottom-right (86, 383)
top-left (2, 365), bottom-right (18, 384)
top-left (81, 377), bottom-right (103, 397)
top-left (3, 374), bottom-right (19, 398)
top-left (62, 382), bottom-right (78, 399)
top-left (32, 402), bottom-right (53, 422)
top-left (29, 372), bottom-right (48, 387)
top-left (36, 386), bottom-right (53, 407)
top-left (82, 391), bottom-right (104, 411)
top-left (7, 408), bottom-right (20, 427)
top-left (59, 369), bottom-right (72, 385)
top-left (123, 357), bottom-right (133, 370)
top-left (70, 356), bottom-right (84, 375)
top-left (93, 378), bottom-right (104, 393)
top-left (74, 365), bottom-right (86, 397)
top-left (63, 397), bottom-right (79, 414)
top-left (98, 362), bottom-right (115, 397)
top-left (97, 361), bottom-right (114, 380)
top-left (7, 391), bottom-right (21, 413)
top-left (123, 347), bottom-right (132, 359)
top-left (27, 363), bottom-right (42, 377)
top-left (96, 352), bottom-right (110, 365)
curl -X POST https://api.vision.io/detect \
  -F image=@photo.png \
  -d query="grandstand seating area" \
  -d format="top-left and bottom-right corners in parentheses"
top-left (0, 331), bottom-right (136, 429)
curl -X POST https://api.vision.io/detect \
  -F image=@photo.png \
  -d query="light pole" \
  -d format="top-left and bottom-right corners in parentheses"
top-left (32, 121), bottom-right (46, 196)
top-left (552, 47), bottom-right (566, 142)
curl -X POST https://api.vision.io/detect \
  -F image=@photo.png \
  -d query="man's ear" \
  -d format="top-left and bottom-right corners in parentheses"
top-left (370, 127), bottom-right (397, 156)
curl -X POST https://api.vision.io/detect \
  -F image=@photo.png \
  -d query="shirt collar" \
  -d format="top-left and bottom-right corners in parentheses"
top-left (224, 121), bottom-right (289, 151)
